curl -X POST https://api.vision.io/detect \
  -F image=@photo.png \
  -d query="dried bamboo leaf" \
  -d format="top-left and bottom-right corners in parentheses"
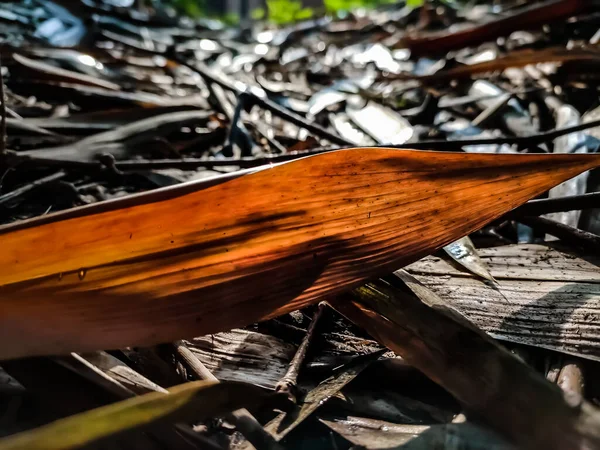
top-left (78, 351), bottom-right (168, 395)
top-left (0, 380), bottom-right (269, 450)
top-left (407, 244), bottom-right (600, 360)
top-left (13, 53), bottom-right (121, 91)
top-left (347, 103), bottom-right (413, 145)
top-left (417, 48), bottom-right (600, 82)
top-left (399, 0), bottom-right (588, 56)
top-left (328, 389), bottom-right (453, 424)
top-left (443, 236), bottom-right (495, 283)
top-left (319, 416), bottom-right (514, 450)
top-left (319, 415), bottom-right (427, 448)
top-left (19, 110), bottom-right (212, 163)
top-left (54, 353), bottom-right (135, 399)
top-left (186, 329), bottom-right (296, 389)
top-left (331, 272), bottom-right (600, 450)
top-left (0, 148), bottom-right (598, 359)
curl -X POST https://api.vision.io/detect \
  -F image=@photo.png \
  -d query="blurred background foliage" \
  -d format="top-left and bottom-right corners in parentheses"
top-left (165, 0), bottom-right (417, 24)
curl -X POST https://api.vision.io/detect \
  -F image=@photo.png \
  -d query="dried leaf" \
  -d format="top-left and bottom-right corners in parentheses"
top-left (20, 110), bottom-right (212, 163)
top-left (186, 329), bottom-right (296, 389)
top-left (76, 351), bottom-right (168, 395)
top-left (0, 148), bottom-right (598, 359)
top-left (407, 244), bottom-right (600, 361)
top-left (0, 380), bottom-right (269, 450)
top-left (319, 416), bottom-right (514, 450)
top-left (347, 103), bottom-right (413, 144)
top-left (331, 271), bottom-right (600, 450)
top-left (319, 415), bottom-right (427, 448)
top-left (13, 53), bottom-right (121, 91)
top-left (399, 0), bottom-right (589, 56)
top-left (328, 389), bottom-right (454, 424)
top-left (416, 48), bottom-right (600, 82)
top-left (443, 236), bottom-right (496, 283)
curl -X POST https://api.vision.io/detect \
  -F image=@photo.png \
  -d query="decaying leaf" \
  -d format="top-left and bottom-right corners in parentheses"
top-left (399, 0), bottom-right (589, 56)
top-left (331, 271), bottom-right (600, 450)
top-left (0, 380), bottom-right (269, 450)
top-left (443, 236), bottom-right (496, 283)
top-left (407, 243), bottom-right (600, 361)
top-left (328, 389), bottom-right (454, 425)
top-left (12, 53), bottom-right (121, 91)
top-left (412, 48), bottom-right (600, 83)
top-left (0, 148), bottom-right (598, 359)
top-left (19, 110), bottom-right (213, 163)
top-left (319, 416), bottom-right (514, 450)
top-left (186, 329), bottom-right (296, 389)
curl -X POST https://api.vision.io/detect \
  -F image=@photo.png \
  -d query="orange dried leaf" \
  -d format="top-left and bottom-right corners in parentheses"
top-left (0, 148), bottom-right (598, 359)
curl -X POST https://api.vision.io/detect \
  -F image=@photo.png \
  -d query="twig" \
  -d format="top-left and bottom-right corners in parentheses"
top-left (518, 216), bottom-right (600, 252)
top-left (405, 117), bottom-right (600, 149)
top-left (116, 114), bottom-right (600, 166)
top-left (224, 94), bottom-right (258, 157)
top-left (509, 192), bottom-right (600, 218)
top-left (173, 58), bottom-right (353, 146)
top-left (173, 341), bottom-right (284, 450)
top-left (470, 94), bottom-right (512, 128)
top-left (0, 170), bottom-right (66, 206)
top-left (243, 92), bottom-right (354, 146)
top-left (53, 352), bottom-right (222, 450)
top-left (0, 55), bottom-right (6, 158)
top-left (13, 116), bottom-right (600, 172)
top-left (275, 302), bottom-right (327, 403)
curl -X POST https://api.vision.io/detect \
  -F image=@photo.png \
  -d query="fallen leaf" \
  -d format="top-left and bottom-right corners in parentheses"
top-left (399, 0), bottom-right (588, 56)
top-left (0, 148), bottom-right (598, 359)
top-left (319, 416), bottom-right (514, 450)
top-left (0, 380), bottom-right (269, 450)
top-left (408, 243), bottom-right (600, 360)
top-left (331, 271), bottom-right (600, 450)
top-left (443, 236), bottom-right (496, 283)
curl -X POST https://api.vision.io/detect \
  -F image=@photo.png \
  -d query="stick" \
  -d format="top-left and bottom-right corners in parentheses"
top-left (173, 58), bottom-right (353, 146)
top-left (518, 216), bottom-right (600, 252)
top-left (0, 55), bottom-right (6, 158)
top-left (0, 171), bottom-right (66, 206)
top-left (509, 192), bottom-right (600, 218)
top-left (275, 303), bottom-right (327, 403)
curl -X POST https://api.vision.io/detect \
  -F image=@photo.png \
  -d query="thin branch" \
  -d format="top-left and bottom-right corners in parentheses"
top-left (244, 92), bottom-right (354, 146)
top-left (174, 58), bottom-right (353, 146)
top-left (275, 302), bottom-right (327, 403)
top-left (509, 192), bottom-right (600, 218)
top-left (518, 216), bottom-right (600, 252)
top-left (0, 55), bottom-right (6, 157)
top-left (110, 117), bottom-right (600, 170)
top-left (0, 170), bottom-right (66, 206)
